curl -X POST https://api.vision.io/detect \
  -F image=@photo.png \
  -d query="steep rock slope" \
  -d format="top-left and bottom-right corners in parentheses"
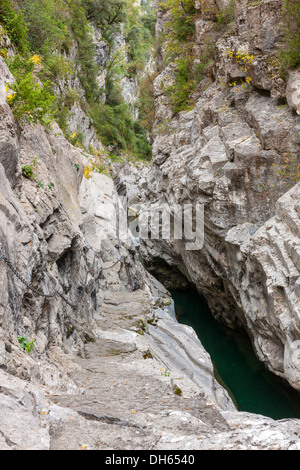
top-left (0, 54), bottom-right (236, 450)
top-left (2, 0), bottom-right (300, 451)
top-left (120, 0), bottom-right (300, 390)
top-left (0, 54), bottom-right (140, 377)
top-left (1, 50), bottom-right (300, 452)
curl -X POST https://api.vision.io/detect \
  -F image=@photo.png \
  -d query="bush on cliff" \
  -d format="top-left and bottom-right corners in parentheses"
top-left (5, 55), bottom-right (56, 125)
top-left (279, 0), bottom-right (300, 70)
top-left (0, 0), bottom-right (153, 160)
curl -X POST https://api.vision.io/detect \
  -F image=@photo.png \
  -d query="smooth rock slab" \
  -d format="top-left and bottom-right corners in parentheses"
top-left (286, 70), bottom-right (300, 116)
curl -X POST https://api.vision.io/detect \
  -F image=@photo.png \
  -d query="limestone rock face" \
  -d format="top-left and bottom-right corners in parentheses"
top-left (0, 53), bottom-right (239, 451)
top-left (0, 55), bottom-right (144, 382)
top-left (115, 0), bottom-right (300, 393)
top-left (286, 70), bottom-right (300, 116)
top-left (2, 0), bottom-right (300, 451)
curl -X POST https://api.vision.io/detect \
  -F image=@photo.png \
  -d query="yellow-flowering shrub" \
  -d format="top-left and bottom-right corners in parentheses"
top-left (227, 50), bottom-right (254, 91)
top-left (83, 166), bottom-right (92, 179)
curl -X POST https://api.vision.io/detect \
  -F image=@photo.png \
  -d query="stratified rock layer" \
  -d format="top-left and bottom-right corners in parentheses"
top-left (117, 0), bottom-right (300, 391)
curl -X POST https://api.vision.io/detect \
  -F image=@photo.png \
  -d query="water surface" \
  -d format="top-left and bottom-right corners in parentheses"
top-left (171, 288), bottom-right (300, 420)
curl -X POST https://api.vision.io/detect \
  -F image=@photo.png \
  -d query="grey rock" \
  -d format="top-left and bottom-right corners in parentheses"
top-left (117, 0), bottom-right (300, 397)
top-left (286, 70), bottom-right (300, 116)
top-left (0, 341), bottom-right (6, 368)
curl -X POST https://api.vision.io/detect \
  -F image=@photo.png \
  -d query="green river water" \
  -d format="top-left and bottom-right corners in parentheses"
top-left (171, 288), bottom-right (300, 420)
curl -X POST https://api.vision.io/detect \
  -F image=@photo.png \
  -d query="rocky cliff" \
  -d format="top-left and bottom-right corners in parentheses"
top-left (1, 0), bottom-right (300, 451)
top-left (118, 0), bottom-right (300, 393)
top-left (0, 51), bottom-right (241, 451)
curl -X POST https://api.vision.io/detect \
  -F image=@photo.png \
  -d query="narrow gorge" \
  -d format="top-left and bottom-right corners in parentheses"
top-left (0, 0), bottom-right (300, 451)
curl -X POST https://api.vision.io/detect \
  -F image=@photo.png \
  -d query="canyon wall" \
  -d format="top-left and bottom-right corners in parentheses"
top-left (117, 0), bottom-right (300, 390)
top-left (0, 42), bottom-right (239, 451)
top-left (1, 0), bottom-right (300, 450)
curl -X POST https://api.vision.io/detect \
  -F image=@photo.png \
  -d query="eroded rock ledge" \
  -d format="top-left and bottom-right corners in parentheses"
top-left (115, 0), bottom-right (300, 391)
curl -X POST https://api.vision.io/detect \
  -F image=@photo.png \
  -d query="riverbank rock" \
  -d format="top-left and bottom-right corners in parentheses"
top-left (115, 0), bottom-right (300, 394)
top-left (2, 282), bottom-right (300, 450)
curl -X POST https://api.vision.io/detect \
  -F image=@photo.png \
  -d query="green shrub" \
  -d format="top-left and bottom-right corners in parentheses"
top-left (22, 164), bottom-right (35, 180)
top-left (2, 0), bottom-right (153, 160)
top-left (126, 22), bottom-right (153, 75)
top-left (216, 0), bottom-right (235, 29)
top-left (84, 0), bottom-right (127, 40)
top-left (18, 336), bottom-right (35, 354)
top-left (160, 0), bottom-right (196, 44)
top-left (278, 0), bottom-right (300, 70)
top-left (69, 0), bottom-right (100, 103)
top-left (158, 0), bottom-right (200, 114)
top-left (21, 0), bottom-right (68, 58)
top-left (138, 71), bottom-right (157, 132)
top-left (6, 56), bottom-right (56, 125)
top-left (0, 0), bottom-right (29, 54)
top-left (167, 57), bottom-right (197, 114)
top-left (173, 385), bottom-right (183, 396)
top-left (133, 122), bottom-right (152, 160)
top-left (141, 12), bottom-right (157, 36)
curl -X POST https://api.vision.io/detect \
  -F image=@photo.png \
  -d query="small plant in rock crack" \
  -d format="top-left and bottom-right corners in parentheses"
top-left (173, 385), bottom-right (183, 396)
top-left (257, 150), bottom-right (300, 200)
top-left (47, 182), bottom-right (55, 190)
top-left (134, 319), bottom-right (147, 335)
top-left (160, 368), bottom-right (170, 377)
top-left (22, 164), bottom-right (35, 180)
top-left (143, 349), bottom-right (153, 359)
top-left (18, 336), bottom-right (35, 354)
top-left (21, 156), bottom-right (39, 181)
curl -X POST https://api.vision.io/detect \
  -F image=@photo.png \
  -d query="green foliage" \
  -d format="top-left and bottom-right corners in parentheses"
top-left (89, 100), bottom-right (151, 160)
top-left (6, 56), bottom-right (56, 125)
top-left (43, 54), bottom-right (74, 81)
top-left (0, 0), bottom-right (29, 54)
top-left (167, 48), bottom-right (214, 114)
top-left (173, 385), bottom-right (182, 396)
top-left (167, 57), bottom-right (196, 114)
top-left (87, 0), bottom-right (154, 158)
top-left (68, 0), bottom-right (100, 103)
top-left (138, 71), bottom-right (157, 132)
top-left (22, 164), bottom-right (35, 180)
top-left (141, 12), bottom-right (157, 37)
top-left (18, 336), bottom-right (35, 354)
top-left (160, 0), bottom-right (196, 45)
top-left (278, 0), bottom-right (300, 70)
top-left (105, 47), bottom-right (128, 102)
top-left (2, 0), bottom-right (153, 160)
top-left (21, 0), bottom-right (68, 58)
top-left (158, 0), bottom-right (202, 114)
top-left (127, 23), bottom-right (152, 75)
top-left (133, 121), bottom-right (152, 160)
top-left (84, 0), bottom-right (127, 40)
top-left (216, 0), bottom-right (235, 29)
top-left (141, 0), bottom-right (152, 13)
